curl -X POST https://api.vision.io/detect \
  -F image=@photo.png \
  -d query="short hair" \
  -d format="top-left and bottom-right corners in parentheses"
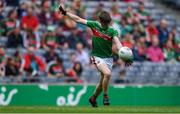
top-left (99, 11), bottom-right (111, 25)
top-left (8, 9), bottom-right (16, 17)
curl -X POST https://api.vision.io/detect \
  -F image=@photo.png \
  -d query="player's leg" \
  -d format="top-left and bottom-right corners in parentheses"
top-left (89, 56), bottom-right (112, 106)
top-left (93, 72), bottom-right (104, 98)
top-left (96, 57), bottom-right (113, 106)
top-left (90, 57), bottom-right (104, 98)
top-left (96, 63), bottom-right (111, 105)
top-left (89, 73), bottom-right (103, 107)
top-left (89, 57), bottom-right (103, 107)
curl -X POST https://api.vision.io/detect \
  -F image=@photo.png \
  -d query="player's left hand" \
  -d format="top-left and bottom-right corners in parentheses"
top-left (59, 4), bottom-right (67, 15)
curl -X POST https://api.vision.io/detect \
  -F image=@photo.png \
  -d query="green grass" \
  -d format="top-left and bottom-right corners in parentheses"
top-left (0, 106), bottom-right (180, 113)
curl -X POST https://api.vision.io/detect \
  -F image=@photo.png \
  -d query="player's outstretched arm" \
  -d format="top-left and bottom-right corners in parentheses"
top-left (66, 12), bottom-right (87, 25)
top-left (59, 4), bottom-right (87, 25)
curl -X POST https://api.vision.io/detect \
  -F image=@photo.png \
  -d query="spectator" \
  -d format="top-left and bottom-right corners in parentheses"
top-left (124, 5), bottom-right (135, 25)
top-left (124, 5), bottom-right (134, 19)
top-left (92, 2), bottom-right (104, 20)
top-left (55, 26), bottom-right (67, 48)
top-left (110, 4), bottom-right (121, 22)
top-left (146, 37), bottom-right (164, 62)
top-left (84, 28), bottom-right (92, 49)
top-left (44, 47), bottom-right (58, 63)
top-left (132, 17), bottom-right (146, 40)
top-left (67, 62), bottom-right (83, 83)
top-left (137, 2), bottom-right (150, 22)
top-left (170, 27), bottom-right (180, 50)
top-left (166, 31), bottom-right (179, 61)
top-left (75, 43), bottom-right (89, 66)
top-left (13, 51), bottom-right (23, 74)
top-left (17, 2), bottom-right (28, 19)
top-left (122, 32), bottom-right (134, 49)
top-left (133, 37), bottom-right (147, 61)
top-left (0, 47), bottom-right (5, 77)
top-left (163, 39), bottom-right (176, 62)
top-left (71, 0), bottom-right (86, 18)
top-left (46, 56), bottom-right (66, 78)
top-left (3, 9), bottom-right (19, 36)
top-left (146, 19), bottom-right (159, 43)
top-left (7, 27), bottom-right (23, 48)
top-left (22, 47), bottom-right (46, 76)
top-left (5, 57), bottom-right (19, 76)
top-left (38, 0), bottom-right (54, 25)
top-left (21, 6), bottom-right (39, 31)
top-left (23, 29), bottom-right (40, 49)
top-left (67, 28), bottom-right (86, 49)
top-left (42, 25), bottom-right (59, 50)
top-left (119, 17), bottom-right (133, 37)
top-left (157, 19), bottom-right (169, 47)
top-left (167, 31), bottom-right (179, 53)
top-left (69, 52), bottom-right (77, 65)
top-left (72, 62), bottom-right (83, 77)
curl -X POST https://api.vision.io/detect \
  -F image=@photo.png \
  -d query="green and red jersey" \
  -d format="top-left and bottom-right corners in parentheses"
top-left (87, 20), bottom-right (118, 58)
top-left (43, 35), bottom-right (58, 47)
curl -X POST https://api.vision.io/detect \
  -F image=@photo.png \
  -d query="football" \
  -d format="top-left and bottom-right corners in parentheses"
top-left (118, 46), bottom-right (133, 61)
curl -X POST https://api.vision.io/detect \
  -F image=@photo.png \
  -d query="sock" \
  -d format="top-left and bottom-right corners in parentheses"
top-left (104, 94), bottom-right (108, 98)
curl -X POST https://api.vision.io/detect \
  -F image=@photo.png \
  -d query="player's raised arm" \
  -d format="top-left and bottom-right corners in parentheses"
top-left (59, 5), bottom-right (87, 25)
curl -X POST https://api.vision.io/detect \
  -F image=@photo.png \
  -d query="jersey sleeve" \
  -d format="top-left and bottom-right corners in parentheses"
top-left (86, 20), bottom-right (99, 28)
top-left (112, 29), bottom-right (119, 38)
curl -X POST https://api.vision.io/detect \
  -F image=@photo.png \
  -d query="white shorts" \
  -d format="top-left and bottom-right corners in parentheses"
top-left (90, 56), bottom-right (113, 70)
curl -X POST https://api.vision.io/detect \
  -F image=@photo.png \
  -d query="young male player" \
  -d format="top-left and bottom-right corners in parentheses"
top-left (59, 5), bottom-right (132, 107)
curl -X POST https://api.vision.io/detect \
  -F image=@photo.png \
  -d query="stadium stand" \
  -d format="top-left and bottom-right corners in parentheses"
top-left (0, 0), bottom-right (179, 85)
top-left (160, 0), bottom-right (180, 9)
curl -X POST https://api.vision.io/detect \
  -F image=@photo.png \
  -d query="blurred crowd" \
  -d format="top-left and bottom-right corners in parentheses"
top-left (0, 0), bottom-right (179, 81)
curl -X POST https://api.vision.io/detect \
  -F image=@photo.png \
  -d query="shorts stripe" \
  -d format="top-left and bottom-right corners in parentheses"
top-left (90, 56), bottom-right (97, 67)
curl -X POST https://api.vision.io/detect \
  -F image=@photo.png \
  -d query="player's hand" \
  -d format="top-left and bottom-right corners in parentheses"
top-left (59, 4), bottom-right (66, 15)
top-left (124, 60), bottom-right (133, 67)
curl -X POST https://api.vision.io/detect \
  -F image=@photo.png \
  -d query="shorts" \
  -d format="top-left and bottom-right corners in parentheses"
top-left (90, 56), bottom-right (113, 70)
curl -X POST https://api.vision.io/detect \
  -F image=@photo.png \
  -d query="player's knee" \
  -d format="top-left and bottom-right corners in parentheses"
top-left (103, 71), bottom-right (111, 78)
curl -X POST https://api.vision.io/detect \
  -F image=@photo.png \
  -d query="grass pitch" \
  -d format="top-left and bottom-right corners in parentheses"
top-left (0, 106), bottom-right (180, 113)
